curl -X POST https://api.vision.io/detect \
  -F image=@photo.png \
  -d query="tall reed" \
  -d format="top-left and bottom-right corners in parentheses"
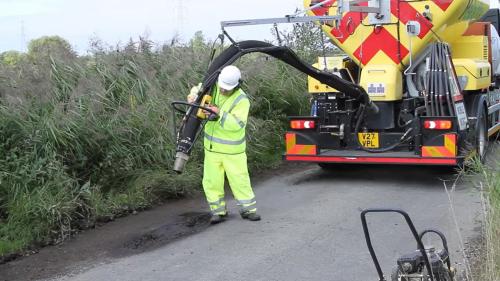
top-left (0, 34), bottom-right (310, 256)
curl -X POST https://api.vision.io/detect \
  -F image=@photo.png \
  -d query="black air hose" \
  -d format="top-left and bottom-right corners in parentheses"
top-left (201, 41), bottom-right (377, 110)
top-left (173, 40), bottom-right (378, 172)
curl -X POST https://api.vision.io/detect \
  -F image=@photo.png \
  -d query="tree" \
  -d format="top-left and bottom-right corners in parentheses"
top-left (27, 36), bottom-right (77, 61)
top-left (273, 22), bottom-right (341, 63)
top-left (189, 31), bottom-right (207, 52)
top-left (0, 50), bottom-right (26, 66)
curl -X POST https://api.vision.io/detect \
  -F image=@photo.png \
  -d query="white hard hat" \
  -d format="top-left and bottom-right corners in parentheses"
top-left (218, 65), bottom-right (241, 90)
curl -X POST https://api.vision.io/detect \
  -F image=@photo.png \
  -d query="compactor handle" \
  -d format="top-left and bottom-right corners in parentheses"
top-left (360, 209), bottom-right (434, 281)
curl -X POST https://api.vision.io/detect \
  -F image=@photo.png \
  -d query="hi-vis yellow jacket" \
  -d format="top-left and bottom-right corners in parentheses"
top-left (204, 85), bottom-right (249, 154)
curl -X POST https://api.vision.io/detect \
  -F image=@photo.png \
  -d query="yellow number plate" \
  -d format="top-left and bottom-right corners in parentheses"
top-left (358, 133), bottom-right (379, 148)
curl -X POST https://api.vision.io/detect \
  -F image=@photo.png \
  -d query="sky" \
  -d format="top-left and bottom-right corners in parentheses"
top-left (0, 0), bottom-right (498, 54)
top-left (0, 0), bottom-right (305, 54)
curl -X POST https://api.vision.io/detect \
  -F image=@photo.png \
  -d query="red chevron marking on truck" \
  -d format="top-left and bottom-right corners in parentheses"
top-left (311, 0), bottom-right (367, 43)
top-left (331, 12), bottom-right (367, 43)
top-left (431, 0), bottom-right (453, 11)
top-left (353, 27), bottom-right (409, 65)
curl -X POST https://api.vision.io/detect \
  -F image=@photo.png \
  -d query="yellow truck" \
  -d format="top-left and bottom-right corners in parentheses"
top-left (173, 1), bottom-right (500, 172)
top-left (283, 0), bottom-right (500, 166)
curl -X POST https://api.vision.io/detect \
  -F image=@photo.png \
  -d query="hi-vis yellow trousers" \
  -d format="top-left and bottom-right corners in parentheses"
top-left (202, 150), bottom-right (257, 215)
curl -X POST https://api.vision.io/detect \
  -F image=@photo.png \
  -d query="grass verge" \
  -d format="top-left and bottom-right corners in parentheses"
top-left (0, 34), bottom-right (311, 258)
top-left (466, 144), bottom-right (499, 281)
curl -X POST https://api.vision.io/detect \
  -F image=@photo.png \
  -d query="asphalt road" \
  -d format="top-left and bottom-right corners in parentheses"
top-left (44, 164), bottom-right (482, 281)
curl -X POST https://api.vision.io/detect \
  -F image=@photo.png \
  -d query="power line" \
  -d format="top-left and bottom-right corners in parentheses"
top-left (176, 0), bottom-right (186, 36)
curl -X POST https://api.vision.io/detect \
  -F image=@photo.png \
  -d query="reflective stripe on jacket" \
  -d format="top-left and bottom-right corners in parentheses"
top-left (204, 85), bottom-right (250, 154)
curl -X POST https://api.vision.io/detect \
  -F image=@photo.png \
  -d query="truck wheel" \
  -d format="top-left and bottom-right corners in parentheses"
top-left (475, 109), bottom-right (488, 162)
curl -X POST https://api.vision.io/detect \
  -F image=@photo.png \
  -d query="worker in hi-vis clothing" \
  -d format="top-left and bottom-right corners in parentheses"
top-left (187, 65), bottom-right (260, 224)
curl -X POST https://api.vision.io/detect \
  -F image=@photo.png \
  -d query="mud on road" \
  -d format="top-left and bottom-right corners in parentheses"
top-left (0, 198), bottom-right (213, 281)
top-left (0, 163), bottom-right (308, 281)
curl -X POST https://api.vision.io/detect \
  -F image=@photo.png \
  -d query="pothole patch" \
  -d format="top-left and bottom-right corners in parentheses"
top-left (119, 212), bottom-right (211, 255)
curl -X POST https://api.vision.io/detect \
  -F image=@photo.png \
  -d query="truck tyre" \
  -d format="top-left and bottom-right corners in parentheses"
top-left (475, 108), bottom-right (488, 163)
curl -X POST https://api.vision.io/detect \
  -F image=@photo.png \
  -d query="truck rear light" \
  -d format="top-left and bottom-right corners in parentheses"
top-left (290, 120), bottom-right (316, 129)
top-left (424, 120), bottom-right (452, 130)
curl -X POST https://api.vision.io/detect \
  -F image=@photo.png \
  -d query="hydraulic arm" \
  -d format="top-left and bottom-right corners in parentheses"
top-left (172, 40), bottom-right (379, 173)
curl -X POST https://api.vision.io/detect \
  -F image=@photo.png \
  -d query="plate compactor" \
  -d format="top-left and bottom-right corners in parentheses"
top-left (361, 209), bottom-right (455, 281)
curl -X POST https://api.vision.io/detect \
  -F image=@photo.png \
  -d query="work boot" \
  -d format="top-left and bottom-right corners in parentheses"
top-left (210, 213), bottom-right (227, 224)
top-left (240, 211), bottom-right (261, 221)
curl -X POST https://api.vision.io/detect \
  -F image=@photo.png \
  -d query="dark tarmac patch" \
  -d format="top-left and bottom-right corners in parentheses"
top-left (0, 200), bottom-right (211, 281)
top-left (118, 212), bottom-right (211, 255)
top-left (0, 164), bottom-right (303, 281)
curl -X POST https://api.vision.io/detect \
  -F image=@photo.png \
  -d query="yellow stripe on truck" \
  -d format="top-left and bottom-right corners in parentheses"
top-left (422, 134), bottom-right (457, 157)
top-left (286, 133), bottom-right (316, 155)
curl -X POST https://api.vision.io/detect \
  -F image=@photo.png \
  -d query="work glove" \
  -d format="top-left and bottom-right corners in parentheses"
top-left (187, 83), bottom-right (202, 103)
top-left (205, 105), bottom-right (220, 121)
